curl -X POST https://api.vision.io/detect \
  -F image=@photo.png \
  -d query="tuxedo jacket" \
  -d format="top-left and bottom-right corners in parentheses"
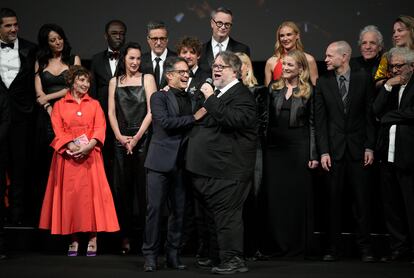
top-left (198, 37), bottom-right (250, 73)
top-left (90, 50), bottom-right (114, 114)
top-left (0, 38), bottom-right (37, 122)
top-left (144, 89), bottom-right (195, 173)
top-left (139, 49), bottom-right (176, 90)
top-left (314, 69), bottom-right (376, 161)
top-left (186, 82), bottom-right (257, 181)
top-left (373, 77), bottom-right (414, 170)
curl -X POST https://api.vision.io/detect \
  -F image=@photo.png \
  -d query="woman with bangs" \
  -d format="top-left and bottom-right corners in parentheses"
top-left (264, 49), bottom-right (318, 256)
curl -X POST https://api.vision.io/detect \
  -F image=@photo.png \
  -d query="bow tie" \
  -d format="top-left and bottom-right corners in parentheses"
top-left (1, 42), bottom-right (14, 49)
top-left (107, 51), bottom-right (119, 60)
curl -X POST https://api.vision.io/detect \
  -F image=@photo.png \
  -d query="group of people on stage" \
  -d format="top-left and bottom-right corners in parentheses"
top-left (1, 5), bottom-right (414, 273)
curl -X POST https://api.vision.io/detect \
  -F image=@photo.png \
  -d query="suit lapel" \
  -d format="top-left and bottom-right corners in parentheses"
top-left (166, 91), bottom-right (180, 115)
top-left (328, 73), bottom-right (345, 112)
top-left (103, 51), bottom-right (113, 78)
top-left (346, 71), bottom-right (357, 113)
top-left (206, 42), bottom-right (214, 67)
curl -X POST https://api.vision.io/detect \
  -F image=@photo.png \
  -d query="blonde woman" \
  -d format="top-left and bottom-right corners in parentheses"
top-left (264, 21), bottom-right (318, 86)
top-left (264, 49), bottom-right (318, 256)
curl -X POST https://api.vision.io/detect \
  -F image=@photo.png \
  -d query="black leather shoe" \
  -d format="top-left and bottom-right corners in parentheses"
top-left (322, 254), bottom-right (338, 262)
top-left (361, 254), bottom-right (376, 263)
top-left (211, 256), bottom-right (248, 274)
top-left (165, 257), bottom-right (187, 270)
top-left (143, 263), bottom-right (157, 272)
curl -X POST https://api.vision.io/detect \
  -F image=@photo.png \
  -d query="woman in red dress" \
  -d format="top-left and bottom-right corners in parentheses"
top-left (39, 66), bottom-right (119, 256)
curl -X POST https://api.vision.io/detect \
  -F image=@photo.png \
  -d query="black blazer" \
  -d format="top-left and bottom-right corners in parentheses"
top-left (198, 37), bottom-right (250, 73)
top-left (0, 38), bottom-right (37, 122)
top-left (144, 89), bottom-right (195, 172)
top-left (373, 77), bottom-right (414, 170)
top-left (268, 86), bottom-right (318, 160)
top-left (90, 50), bottom-right (114, 113)
top-left (186, 82), bottom-right (257, 181)
top-left (314, 69), bottom-right (376, 161)
top-left (140, 49), bottom-right (177, 90)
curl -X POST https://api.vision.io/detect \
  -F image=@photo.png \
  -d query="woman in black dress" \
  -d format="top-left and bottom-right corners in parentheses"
top-left (33, 24), bottom-right (80, 221)
top-left (264, 49), bottom-right (318, 256)
top-left (108, 42), bottom-right (157, 254)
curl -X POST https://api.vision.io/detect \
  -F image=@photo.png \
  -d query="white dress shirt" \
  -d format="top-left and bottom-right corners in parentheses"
top-left (211, 37), bottom-right (229, 59)
top-left (215, 78), bottom-right (239, 98)
top-left (0, 38), bottom-right (21, 88)
top-left (107, 47), bottom-right (118, 76)
top-left (151, 49), bottom-right (168, 83)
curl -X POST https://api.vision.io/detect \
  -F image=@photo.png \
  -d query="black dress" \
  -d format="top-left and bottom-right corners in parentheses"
top-left (112, 77), bottom-right (148, 238)
top-left (263, 87), bottom-right (316, 256)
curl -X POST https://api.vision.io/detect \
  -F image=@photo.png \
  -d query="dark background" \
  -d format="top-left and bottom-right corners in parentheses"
top-left (2, 0), bottom-right (413, 61)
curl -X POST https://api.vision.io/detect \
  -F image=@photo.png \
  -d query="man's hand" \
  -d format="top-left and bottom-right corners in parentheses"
top-left (321, 154), bottom-right (331, 172)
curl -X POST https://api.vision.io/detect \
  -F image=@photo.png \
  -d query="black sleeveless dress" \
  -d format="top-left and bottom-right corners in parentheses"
top-left (112, 76), bottom-right (148, 237)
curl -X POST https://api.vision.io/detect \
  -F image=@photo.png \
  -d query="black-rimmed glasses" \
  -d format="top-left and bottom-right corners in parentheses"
top-left (212, 64), bottom-right (232, 71)
top-left (211, 18), bottom-right (232, 29)
top-left (169, 70), bottom-right (191, 76)
top-left (389, 63), bottom-right (407, 70)
top-left (148, 36), bottom-right (168, 43)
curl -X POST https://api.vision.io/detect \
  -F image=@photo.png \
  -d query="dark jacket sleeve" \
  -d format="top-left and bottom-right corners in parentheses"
top-left (308, 87), bottom-right (318, 160)
top-left (364, 76), bottom-right (376, 150)
top-left (314, 78), bottom-right (329, 156)
top-left (0, 95), bottom-right (10, 143)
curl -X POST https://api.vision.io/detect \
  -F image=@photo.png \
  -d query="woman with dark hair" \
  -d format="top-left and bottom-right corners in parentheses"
top-left (264, 49), bottom-right (318, 256)
top-left (39, 66), bottom-right (119, 256)
top-left (33, 24), bottom-right (81, 219)
top-left (264, 21), bottom-right (318, 86)
top-left (107, 42), bottom-right (157, 254)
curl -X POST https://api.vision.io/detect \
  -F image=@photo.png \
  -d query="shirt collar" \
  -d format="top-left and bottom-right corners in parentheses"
top-left (63, 91), bottom-right (91, 102)
top-left (151, 49), bottom-right (168, 62)
top-left (215, 78), bottom-right (239, 95)
top-left (335, 69), bottom-right (351, 81)
top-left (211, 37), bottom-right (229, 50)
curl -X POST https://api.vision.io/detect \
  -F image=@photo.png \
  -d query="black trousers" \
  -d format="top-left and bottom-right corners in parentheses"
top-left (142, 167), bottom-right (186, 261)
top-left (191, 174), bottom-right (251, 262)
top-left (0, 152), bottom-right (6, 253)
top-left (324, 153), bottom-right (372, 253)
top-left (381, 162), bottom-right (414, 253)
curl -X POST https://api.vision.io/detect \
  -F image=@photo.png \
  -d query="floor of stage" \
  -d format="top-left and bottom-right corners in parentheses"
top-left (1, 253), bottom-right (413, 278)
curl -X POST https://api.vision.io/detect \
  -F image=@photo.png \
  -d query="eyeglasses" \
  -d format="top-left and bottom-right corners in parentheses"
top-left (211, 18), bottom-right (232, 29)
top-left (389, 63), bottom-right (407, 70)
top-left (169, 70), bottom-right (190, 76)
top-left (212, 64), bottom-right (232, 71)
top-left (148, 36), bottom-right (168, 43)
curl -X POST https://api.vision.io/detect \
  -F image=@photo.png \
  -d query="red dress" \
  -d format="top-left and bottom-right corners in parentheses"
top-left (39, 92), bottom-right (119, 235)
top-left (272, 59), bottom-right (283, 81)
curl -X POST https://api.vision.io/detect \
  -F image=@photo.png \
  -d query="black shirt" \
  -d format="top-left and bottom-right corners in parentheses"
top-left (171, 87), bottom-right (192, 116)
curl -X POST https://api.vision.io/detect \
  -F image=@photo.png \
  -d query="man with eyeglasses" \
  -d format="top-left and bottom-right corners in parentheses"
top-left (186, 51), bottom-right (257, 274)
top-left (373, 47), bottom-right (414, 264)
top-left (140, 20), bottom-right (176, 90)
top-left (142, 56), bottom-right (206, 272)
top-left (199, 7), bottom-right (250, 73)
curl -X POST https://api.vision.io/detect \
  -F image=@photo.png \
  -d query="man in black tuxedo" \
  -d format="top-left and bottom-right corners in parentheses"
top-left (142, 56), bottom-right (206, 272)
top-left (186, 51), bottom-right (257, 274)
top-left (373, 47), bottom-right (414, 264)
top-left (0, 8), bottom-right (36, 225)
top-left (140, 21), bottom-right (176, 90)
top-left (315, 41), bottom-right (376, 262)
top-left (90, 19), bottom-right (126, 187)
top-left (198, 7), bottom-right (250, 73)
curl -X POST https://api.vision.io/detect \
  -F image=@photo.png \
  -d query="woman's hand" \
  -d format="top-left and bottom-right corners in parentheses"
top-left (71, 142), bottom-right (95, 161)
top-left (126, 134), bottom-right (142, 155)
top-left (117, 135), bottom-right (132, 148)
top-left (37, 95), bottom-right (49, 106)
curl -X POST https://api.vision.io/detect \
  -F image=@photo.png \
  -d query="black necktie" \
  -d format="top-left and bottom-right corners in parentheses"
top-left (189, 70), bottom-right (195, 78)
top-left (214, 89), bottom-right (221, 96)
top-left (107, 51), bottom-right (119, 60)
top-left (154, 57), bottom-right (161, 88)
top-left (1, 42), bottom-right (14, 49)
top-left (339, 75), bottom-right (348, 111)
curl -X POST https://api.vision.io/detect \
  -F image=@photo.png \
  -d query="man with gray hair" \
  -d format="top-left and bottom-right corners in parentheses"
top-left (186, 51), bottom-right (257, 274)
top-left (140, 20), bottom-right (176, 89)
top-left (373, 47), bottom-right (414, 264)
top-left (350, 25), bottom-right (384, 78)
top-left (315, 41), bottom-right (376, 262)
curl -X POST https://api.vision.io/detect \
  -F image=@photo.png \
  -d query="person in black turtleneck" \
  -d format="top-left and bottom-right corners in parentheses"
top-left (350, 25), bottom-right (384, 79)
top-left (142, 56), bottom-right (206, 272)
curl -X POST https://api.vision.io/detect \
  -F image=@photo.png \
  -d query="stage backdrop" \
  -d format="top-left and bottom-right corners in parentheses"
top-left (2, 0), bottom-right (413, 61)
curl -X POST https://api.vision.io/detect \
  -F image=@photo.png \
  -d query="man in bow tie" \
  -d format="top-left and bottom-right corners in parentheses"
top-left (0, 7), bottom-right (37, 227)
top-left (90, 19), bottom-right (127, 186)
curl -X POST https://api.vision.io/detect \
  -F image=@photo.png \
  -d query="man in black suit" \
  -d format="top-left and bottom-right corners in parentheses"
top-left (198, 7), bottom-right (250, 73)
top-left (315, 41), bottom-right (376, 262)
top-left (142, 56), bottom-right (206, 272)
top-left (0, 8), bottom-right (36, 225)
top-left (373, 47), bottom-right (414, 264)
top-left (140, 21), bottom-right (176, 90)
top-left (90, 19), bottom-right (126, 187)
top-left (186, 51), bottom-right (257, 274)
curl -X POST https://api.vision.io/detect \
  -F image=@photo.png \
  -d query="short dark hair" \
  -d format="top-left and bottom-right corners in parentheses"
top-left (0, 8), bottom-right (17, 24)
top-left (211, 7), bottom-right (232, 19)
top-left (176, 36), bottom-right (202, 55)
top-left (65, 65), bottom-right (91, 88)
top-left (105, 19), bottom-right (127, 33)
top-left (216, 51), bottom-right (242, 79)
top-left (116, 41), bottom-right (142, 78)
top-left (147, 20), bottom-right (168, 35)
top-left (164, 56), bottom-right (187, 78)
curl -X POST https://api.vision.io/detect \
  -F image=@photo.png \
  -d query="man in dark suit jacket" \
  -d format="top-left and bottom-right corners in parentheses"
top-left (315, 41), bottom-right (376, 262)
top-left (90, 19), bottom-right (126, 186)
top-left (142, 56), bottom-right (205, 272)
top-left (373, 47), bottom-right (414, 264)
top-left (0, 8), bottom-right (37, 225)
top-left (186, 51), bottom-right (257, 274)
top-left (198, 7), bottom-right (250, 73)
top-left (140, 21), bottom-right (176, 90)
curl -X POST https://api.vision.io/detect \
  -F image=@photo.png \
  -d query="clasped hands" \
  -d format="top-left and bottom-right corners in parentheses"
top-left (118, 135), bottom-right (140, 155)
top-left (66, 141), bottom-right (93, 161)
